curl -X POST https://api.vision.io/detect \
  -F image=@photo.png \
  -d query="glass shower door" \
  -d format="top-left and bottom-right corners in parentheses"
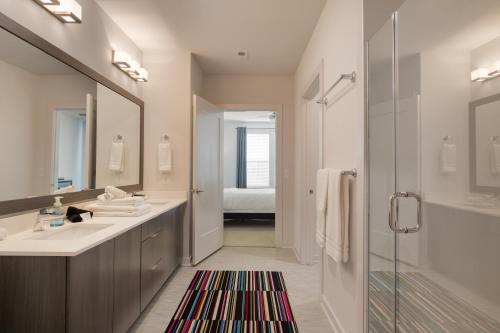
top-left (394, 0), bottom-right (500, 332)
top-left (367, 16), bottom-right (397, 332)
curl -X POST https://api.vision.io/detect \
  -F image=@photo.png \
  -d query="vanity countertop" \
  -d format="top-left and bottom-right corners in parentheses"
top-left (0, 198), bottom-right (187, 257)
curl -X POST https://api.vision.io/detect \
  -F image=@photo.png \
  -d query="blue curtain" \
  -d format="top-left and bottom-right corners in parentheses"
top-left (236, 127), bottom-right (247, 188)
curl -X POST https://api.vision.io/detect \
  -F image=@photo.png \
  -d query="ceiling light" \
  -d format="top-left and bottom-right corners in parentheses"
top-left (34, 0), bottom-right (82, 23)
top-left (471, 68), bottom-right (490, 82)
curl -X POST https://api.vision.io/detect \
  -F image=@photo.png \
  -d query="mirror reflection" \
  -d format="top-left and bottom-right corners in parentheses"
top-left (0, 27), bottom-right (141, 202)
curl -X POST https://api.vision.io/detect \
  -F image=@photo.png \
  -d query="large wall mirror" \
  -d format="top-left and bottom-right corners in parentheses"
top-left (0, 14), bottom-right (143, 215)
top-left (470, 93), bottom-right (500, 194)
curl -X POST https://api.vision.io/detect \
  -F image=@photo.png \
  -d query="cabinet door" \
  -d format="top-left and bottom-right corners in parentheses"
top-left (67, 240), bottom-right (114, 333)
top-left (140, 227), bottom-right (165, 311)
top-left (163, 209), bottom-right (179, 278)
top-left (113, 227), bottom-right (141, 333)
top-left (0, 257), bottom-right (66, 333)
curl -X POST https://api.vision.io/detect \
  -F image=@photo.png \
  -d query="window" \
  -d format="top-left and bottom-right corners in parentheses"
top-left (246, 133), bottom-right (270, 187)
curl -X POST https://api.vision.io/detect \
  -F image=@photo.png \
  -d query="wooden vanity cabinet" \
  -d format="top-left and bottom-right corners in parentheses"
top-left (0, 205), bottom-right (183, 333)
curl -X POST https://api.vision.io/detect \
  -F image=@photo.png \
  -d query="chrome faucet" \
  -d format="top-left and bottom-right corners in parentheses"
top-left (33, 208), bottom-right (56, 232)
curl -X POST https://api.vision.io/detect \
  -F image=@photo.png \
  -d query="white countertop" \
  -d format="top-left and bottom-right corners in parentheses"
top-left (0, 198), bottom-right (187, 257)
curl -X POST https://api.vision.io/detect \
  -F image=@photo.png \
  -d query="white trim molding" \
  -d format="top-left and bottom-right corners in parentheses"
top-left (321, 294), bottom-right (345, 333)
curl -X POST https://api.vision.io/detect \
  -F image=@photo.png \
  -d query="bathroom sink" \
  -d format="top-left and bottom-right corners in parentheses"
top-left (27, 224), bottom-right (113, 240)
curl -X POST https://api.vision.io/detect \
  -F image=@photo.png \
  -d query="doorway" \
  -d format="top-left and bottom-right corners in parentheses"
top-left (52, 109), bottom-right (87, 193)
top-left (222, 110), bottom-right (277, 247)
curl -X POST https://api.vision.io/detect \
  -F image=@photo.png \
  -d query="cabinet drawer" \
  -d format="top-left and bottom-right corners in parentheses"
top-left (141, 216), bottom-right (162, 241)
top-left (141, 229), bottom-right (168, 310)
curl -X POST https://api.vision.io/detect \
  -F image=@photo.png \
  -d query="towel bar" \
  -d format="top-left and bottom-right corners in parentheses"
top-left (341, 169), bottom-right (357, 177)
top-left (317, 71), bottom-right (356, 105)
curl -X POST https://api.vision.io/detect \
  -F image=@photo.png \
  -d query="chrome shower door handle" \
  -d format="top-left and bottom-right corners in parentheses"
top-left (389, 191), bottom-right (422, 234)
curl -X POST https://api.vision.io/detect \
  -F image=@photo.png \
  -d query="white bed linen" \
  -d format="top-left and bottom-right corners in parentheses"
top-left (223, 188), bottom-right (275, 213)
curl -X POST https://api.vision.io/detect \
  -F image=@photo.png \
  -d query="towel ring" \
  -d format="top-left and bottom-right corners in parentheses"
top-left (160, 134), bottom-right (169, 143)
top-left (113, 134), bottom-right (124, 143)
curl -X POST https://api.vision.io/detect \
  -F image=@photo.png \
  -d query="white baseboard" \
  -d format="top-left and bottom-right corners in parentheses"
top-left (292, 246), bottom-right (306, 264)
top-left (181, 256), bottom-right (192, 266)
top-left (321, 294), bottom-right (345, 333)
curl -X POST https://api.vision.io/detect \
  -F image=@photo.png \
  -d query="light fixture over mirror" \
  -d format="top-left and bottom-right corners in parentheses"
top-left (112, 50), bottom-right (148, 82)
top-left (33, 0), bottom-right (82, 24)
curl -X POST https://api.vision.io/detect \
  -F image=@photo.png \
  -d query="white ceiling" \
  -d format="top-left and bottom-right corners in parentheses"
top-left (96, 0), bottom-right (326, 74)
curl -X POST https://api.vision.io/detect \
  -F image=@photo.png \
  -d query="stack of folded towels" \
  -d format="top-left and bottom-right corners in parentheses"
top-left (85, 186), bottom-right (151, 217)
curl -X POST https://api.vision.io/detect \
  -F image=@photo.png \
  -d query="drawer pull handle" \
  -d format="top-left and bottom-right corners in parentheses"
top-left (150, 232), bottom-right (160, 239)
top-left (150, 259), bottom-right (162, 271)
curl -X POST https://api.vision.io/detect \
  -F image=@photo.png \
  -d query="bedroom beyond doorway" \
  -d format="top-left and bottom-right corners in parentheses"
top-left (223, 111), bottom-right (276, 247)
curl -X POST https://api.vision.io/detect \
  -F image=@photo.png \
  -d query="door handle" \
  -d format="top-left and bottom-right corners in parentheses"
top-left (191, 189), bottom-right (205, 194)
top-left (389, 191), bottom-right (422, 234)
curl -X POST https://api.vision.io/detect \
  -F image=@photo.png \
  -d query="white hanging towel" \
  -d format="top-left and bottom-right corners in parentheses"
top-left (325, 169), bottom-right (350, 263)
top-left (158, 141), bottom-right (172, 173)
top-left (440, 143), bottom-right (457, 174)
top-left (109, 142), bottom-right (124, 172)
top-left (490, 142), bottom-right (500, 175)
top-left (316, 169), bottom-right (330, 248)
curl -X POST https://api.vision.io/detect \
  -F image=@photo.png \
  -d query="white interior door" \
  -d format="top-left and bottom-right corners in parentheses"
top-left (192, 95), bottom-right (223, 265)
top-left (304, 96), bottom-right (322, 263)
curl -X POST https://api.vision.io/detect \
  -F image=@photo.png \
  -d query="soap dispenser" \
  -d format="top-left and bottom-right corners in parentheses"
top-left (50, 196), bottom-right (65, 227)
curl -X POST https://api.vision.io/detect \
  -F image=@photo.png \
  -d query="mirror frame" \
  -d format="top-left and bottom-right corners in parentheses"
top-left (0, 12), bottom-right (144, 216)
top-left (470, 92), bottom-right (500, 195)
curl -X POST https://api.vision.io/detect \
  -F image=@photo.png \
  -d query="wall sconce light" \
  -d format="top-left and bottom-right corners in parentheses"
top-left (112, 51), bottom-right (148, 82)
top-left (488, 61), bottom-right (500, 77)
top-left (471, 68), bottom-right (490, 82)
top-left (33, 0), bottom-right (82, 23)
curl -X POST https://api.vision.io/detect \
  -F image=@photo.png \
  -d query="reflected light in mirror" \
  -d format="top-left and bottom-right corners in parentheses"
top-left (34, 0), bottom-right (82, 24)
top-left (489, 61), bottom-right (500, 77)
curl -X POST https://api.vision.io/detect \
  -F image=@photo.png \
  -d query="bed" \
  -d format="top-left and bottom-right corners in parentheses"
top-left (223, 188), bottom-right (275, 221)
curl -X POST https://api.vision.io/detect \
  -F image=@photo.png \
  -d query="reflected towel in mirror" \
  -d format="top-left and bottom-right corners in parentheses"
top-left (109, 141), bottom-right (124, 172)
top-left (440, 143), bottom-right (457, 174)
top-left (490, 142), bottom-right (500, 175)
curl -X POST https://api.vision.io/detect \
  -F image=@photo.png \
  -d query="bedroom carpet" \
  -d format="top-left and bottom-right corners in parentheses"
top-left (165, 270), bottom-right (299, 332)
top-left (224, 220), bottom-right (275, 247)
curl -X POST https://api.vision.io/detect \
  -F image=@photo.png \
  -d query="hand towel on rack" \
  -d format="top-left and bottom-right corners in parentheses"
top-left (325, 169), bottom-right (350, 263)
top-left (316, 169), bottom-right (330, 248)
top-left (490, 142), bottom-right (500, 174)
top-left (440, 143), bottom-right (457, 174)
top-left (158, 141), bottom-right (172, 173)
top-left (109, 141), bottom-right (125, 172)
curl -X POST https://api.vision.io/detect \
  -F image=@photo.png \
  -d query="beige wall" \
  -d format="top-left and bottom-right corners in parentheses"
top-left (203, 74), bottom-right (295, 247)
top-left (0, 0), bottom-right (143, 98)
top-left (294, 0), bottom-right (365, 332)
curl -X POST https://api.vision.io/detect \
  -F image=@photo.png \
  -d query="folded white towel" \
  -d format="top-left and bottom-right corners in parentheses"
top-left (440, 143), bottom-right (457, 174)
top-left (92, 206), bottom-right (152, 217)
top-left (325, 169), bottom-right (350, 263)
top-left (109, 142), bottom-right (124, 172)
top-left (53, 185), bottom-right (76, 194)
top-left (85, 203), bottom-right (151, 213)
top-left (316, 169), bottom-right (330, 248)
top-left (490, 142), bottom-right (500, 175)
top-left (158, 142), bottom-right (172, 173)
top-left (97, 196), bottom-right (145, 205)
top-left (105, 186), bottom-right (128, 199)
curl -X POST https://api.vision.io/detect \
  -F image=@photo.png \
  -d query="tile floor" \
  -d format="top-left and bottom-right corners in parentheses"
top-left (131, 247), bottom-right (333, 333)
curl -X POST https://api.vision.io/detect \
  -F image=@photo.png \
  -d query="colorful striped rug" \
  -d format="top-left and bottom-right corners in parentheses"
top-left (165, 270), bottom-right (299, 332)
